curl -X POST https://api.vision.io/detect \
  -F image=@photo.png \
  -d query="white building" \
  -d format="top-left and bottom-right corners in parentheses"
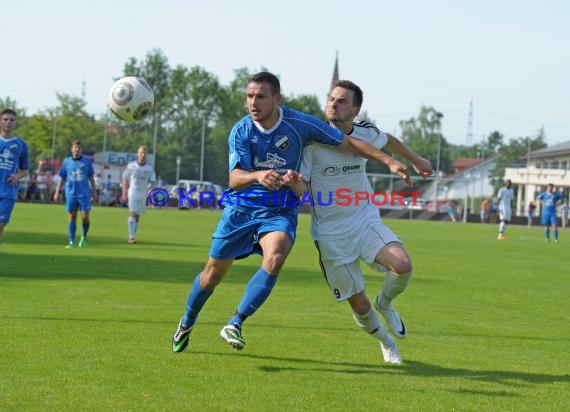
top-left (504, 141), bottom-right (570, 215)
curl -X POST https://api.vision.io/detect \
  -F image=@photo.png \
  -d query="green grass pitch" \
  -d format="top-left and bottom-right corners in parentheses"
top-left (1, 203), bottom-right (568, 410)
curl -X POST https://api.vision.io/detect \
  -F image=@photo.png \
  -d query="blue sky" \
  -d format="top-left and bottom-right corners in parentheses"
top-left (4, 0), bottom-right (569, 146)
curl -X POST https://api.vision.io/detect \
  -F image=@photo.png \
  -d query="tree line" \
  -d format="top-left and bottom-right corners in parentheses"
top-left (1, 48), bottom-right (547, 192)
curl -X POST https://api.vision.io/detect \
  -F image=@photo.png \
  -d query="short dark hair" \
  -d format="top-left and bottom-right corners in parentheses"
top-left (71, 140), bottom-right (82, 147)
top-left (1, 108), bottom-right (17, 117)
top-left (249, 71), bottom-right (281, 96)
top-left (333, 80), bottom-right (363, 108)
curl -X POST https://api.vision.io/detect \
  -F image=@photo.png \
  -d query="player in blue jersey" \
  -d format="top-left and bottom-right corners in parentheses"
top-left (0, 109), bottom-right (30, 243)
top-left (172, 71), bottom-right (410, 353)
top-left (54, 140), bottom-right (97, 248)
top-left (537, 183), bottom-right (562, 242)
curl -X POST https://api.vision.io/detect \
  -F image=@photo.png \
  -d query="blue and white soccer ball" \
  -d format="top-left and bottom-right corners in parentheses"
top-left (108, 76), bottom-right (154, 123)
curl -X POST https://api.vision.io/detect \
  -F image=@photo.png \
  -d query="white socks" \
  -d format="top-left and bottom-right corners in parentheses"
top-left (128, 216), bottom-right (138, 239)
top-left (499, 221), bottom-right (506, 234)
top-left (378, 271), bottom-right (412, 309)
top-left (353, 307), bottom-right (392, 345)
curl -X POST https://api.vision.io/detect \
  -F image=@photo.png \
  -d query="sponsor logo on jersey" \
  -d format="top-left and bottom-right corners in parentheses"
top-left (341, 164), bottom-right (361, 173)
top-left (254, 153), bottom-right (286, 169)
top-left (322, 166), bottom-right (340, 176)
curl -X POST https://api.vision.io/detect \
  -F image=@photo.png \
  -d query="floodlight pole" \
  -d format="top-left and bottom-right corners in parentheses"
top-left (433, 135), bottom-right (441, 212)
top-left (103, 109), bottom-right (108, 152)
top-left (199, 117), bottom-right (205, 181)
top-left (50, 109), bottom-right (59, 170)
top-left (176, 156), bottom-right (181, 183)
top-left (152, 113), bottom-right (159, 170)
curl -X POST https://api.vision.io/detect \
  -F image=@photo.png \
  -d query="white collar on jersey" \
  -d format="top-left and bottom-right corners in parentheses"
top-left (252, 107), bottom-right (283, 135)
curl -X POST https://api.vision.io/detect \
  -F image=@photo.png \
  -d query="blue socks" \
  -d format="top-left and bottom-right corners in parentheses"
top-left (82, 221), bottom-right (90, 239)
top-left (229, 267), bottom-right (277, 327)
top-left (182, 273), bottom-right (213, 328)
top-left (68, 222), bottom-right (76, 243)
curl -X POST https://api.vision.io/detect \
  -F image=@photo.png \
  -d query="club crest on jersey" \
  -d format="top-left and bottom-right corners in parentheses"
top-left (275, 135), bottom-right (290, 151)
top-left (322, 166), bottom-right (341, 176)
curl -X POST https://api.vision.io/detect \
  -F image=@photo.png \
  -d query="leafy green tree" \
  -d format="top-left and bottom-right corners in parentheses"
top-left (489, 129), bottom-right (547, 191)
top-left (486, 130), bottom-right (504, 153)
top-left (399, 105), bottom-right (451, 174)
top-left (281, 94), bottom-right (324, 119)
top-left (16, 94), bottom-right (103, 171)
top-left (0, 97), bottom-right (26, 117)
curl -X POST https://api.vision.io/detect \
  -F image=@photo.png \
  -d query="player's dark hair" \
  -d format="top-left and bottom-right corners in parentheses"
top-left (333, 80), bottom-right (363, 108)
top-left (249, 72), bottom-right (281, 96)
top-left (1, 108), bottom-right (17, 117)
top-left (71, 140), bottom-right (82, 146)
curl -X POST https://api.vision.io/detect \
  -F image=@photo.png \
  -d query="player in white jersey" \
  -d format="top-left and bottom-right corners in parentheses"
top-left (496, 179), bottom-right (514, 240)
top-left (292, 80), bottom-right (432, 364)
top-left (121, 146), bottom-right (155, 244)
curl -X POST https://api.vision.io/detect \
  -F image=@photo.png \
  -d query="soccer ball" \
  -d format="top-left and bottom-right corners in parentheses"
top-left (108, 76), bottom-right (154, 122)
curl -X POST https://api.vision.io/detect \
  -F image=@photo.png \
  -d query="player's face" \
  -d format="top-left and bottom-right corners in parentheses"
top-left (246, 81), bottom-right (280, 127)
top-left (0, 113), bottom-right (16, 135)
top-left (326, 87), bottom-right (359, 123)
top-left (137, 148), bottom-right (147, 164)
top-left (71, 144), bottom-right (82, 159)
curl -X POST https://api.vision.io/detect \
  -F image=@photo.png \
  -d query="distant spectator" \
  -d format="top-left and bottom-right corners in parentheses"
top-left (37, 172), bottom-right (49, 202)
top-left (489, 198), bottom-right (498, 223)
top-left (480, 198), bottom-right (490, 223)
top-left (26, 172), bottom-right (38, 201)
top-left (447, 202), bottom-right (457, 222)
top-left (527, 201), bottom-right (536, 228)
top-left (103, 174), bottom-right (112, 195)
top-left (561, 202), bottom-right (569, 229)
top-left (94, 173), bottom-right (103, 197)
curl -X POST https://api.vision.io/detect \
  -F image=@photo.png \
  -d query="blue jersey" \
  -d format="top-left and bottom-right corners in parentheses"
top-left (58, 156), bottom-right (94, 198)
top-left (538, 191), bottom-right (562, 216)
top-left (224, 106), bottom-right (344, 217)
top-left (0, 136), bottom-right (30, 200)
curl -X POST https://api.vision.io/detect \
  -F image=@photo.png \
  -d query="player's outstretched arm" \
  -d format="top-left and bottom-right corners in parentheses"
top-left (339, 135), bottom-right (411, 186)
top-left (385, 133), bottom-right (433, 178)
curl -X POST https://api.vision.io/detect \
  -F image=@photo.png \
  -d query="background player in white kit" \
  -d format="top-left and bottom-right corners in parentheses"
top-left (121, 146), bottom-right (155, 244)
top-left (497, 179), bottom-right (514, 240)
top-left (289, 80), bottom-right (432, 364)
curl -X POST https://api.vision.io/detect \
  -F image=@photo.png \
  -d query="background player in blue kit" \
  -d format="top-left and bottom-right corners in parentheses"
top-left (538, 183), bottom-right (562, 242)
top-left (0, 109), bottom-right (30, 243)
top-left (54, 140), bottom-right (97, 248)
top-left (172, 71), bottom-right (410, 353)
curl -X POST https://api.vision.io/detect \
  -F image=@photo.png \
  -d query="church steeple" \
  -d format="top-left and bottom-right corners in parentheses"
top-left (330, 51), bottom-right (339, 90)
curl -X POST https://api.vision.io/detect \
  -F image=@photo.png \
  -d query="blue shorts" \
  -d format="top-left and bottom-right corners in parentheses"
top-left (209, 208), bottom-right (297, 260)
top-left (541, 213), bottom-right (558, 226)
top-left (0, 198), bottom-right (16, 224)
top-left (66, 196), bottom-right (92, 213)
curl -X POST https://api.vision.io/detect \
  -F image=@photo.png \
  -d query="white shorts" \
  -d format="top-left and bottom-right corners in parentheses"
top-left (315, 222), bottom-right (401, 302)
top-left (499, 206), bottom-right (511, 222)
top-left (128, 194), bottom-right (147, 215)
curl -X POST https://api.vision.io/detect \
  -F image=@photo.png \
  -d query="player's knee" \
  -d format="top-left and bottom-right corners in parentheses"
top-left (201, 264), bottom-right (228, 289)
top-left (389, 255), bottom-right (412, 275)
top-left (349, 293), bottom-right (371, 315)
top-left (263, 251), bottom-right (288, 274)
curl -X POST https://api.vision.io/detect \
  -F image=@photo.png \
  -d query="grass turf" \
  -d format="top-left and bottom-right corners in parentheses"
top-left (0, 203), bottom-right (568, 411)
